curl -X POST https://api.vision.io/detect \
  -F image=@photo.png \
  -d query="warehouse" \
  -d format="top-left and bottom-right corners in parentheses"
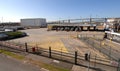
top-left (21, 18), bottom-right (46, 28)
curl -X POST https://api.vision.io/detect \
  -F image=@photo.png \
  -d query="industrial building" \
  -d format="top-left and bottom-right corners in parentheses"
top-left (107, 18), bottom-right (120, 32)
top-left (21, 18), bottom-right (46, 28)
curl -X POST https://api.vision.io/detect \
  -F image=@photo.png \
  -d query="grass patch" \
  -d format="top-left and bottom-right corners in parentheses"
top-left (2, 31), bottom-right (27, 40)
top-left (41, 63), bottom-right (69, 71)
top-left (28, 59), bottom-right (70, 71)
top-left (5, 31), bottom-right (23, 36)
top-left (5, 31), bottom-right (24, 38)
top-left (0, 49), bottom-right (25, 60)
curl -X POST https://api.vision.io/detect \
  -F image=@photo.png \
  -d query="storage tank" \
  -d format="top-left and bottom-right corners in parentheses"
top-left (21, 18), bottom-right (46, 27)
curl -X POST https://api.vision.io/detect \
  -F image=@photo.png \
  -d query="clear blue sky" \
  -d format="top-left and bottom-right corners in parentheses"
top-left (0, 0), bottom-right (120, 22)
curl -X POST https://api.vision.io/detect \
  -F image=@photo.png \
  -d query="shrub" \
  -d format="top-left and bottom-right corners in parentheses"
top-left (4, 31), bottom-right (27, 39)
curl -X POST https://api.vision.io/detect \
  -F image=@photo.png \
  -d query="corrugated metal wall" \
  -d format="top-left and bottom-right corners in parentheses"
top-left (21, 18), bottom-right (46, 27)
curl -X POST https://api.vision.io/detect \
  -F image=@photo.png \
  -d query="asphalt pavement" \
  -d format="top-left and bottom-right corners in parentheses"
top-left (0, 54), bottom-right (40, 71)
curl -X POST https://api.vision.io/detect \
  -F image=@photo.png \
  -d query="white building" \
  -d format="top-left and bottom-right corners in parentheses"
top-left (107, 18), bottom-right (120, 23)
top-left (21, 18), bottom-right (46, 27)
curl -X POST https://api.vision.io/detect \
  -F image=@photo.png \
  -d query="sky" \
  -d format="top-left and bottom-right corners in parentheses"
top-left (0, 0), bottom-right (120, 22)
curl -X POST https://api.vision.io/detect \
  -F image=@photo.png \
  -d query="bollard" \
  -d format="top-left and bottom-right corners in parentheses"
top-left (75, 51), bottom-right (78, 65)
top-left (104, 33), bottom-right (107, 39)
top-left (25, 43), bottom-right (28, 52)
top-left (49, 47), bottom-right (51, 58)
top-left (85, 53), bottom-right (88, 61)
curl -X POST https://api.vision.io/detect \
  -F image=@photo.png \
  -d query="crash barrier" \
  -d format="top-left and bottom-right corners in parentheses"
top-left (0, 41), bottom-right (119, 71)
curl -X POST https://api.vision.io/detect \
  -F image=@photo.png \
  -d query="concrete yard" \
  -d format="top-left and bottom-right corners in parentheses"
top-left (9, 28), bottom-right (107, 58)
top-left (0, 54), bottom-right (40, 71)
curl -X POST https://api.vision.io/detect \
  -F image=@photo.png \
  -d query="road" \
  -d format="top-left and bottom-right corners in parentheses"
top-left (0, 54), bottom-right (40, 71)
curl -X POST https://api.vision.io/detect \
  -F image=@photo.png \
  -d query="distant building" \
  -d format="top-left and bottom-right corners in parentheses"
top-left (107, 18), bottom-right (120, 32)
top-left (107, 18), bottom-right (120, 23)
top-left (21, 18), bottom-right (47, 28)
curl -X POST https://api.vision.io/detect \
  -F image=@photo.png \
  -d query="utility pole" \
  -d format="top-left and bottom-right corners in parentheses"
top-left (90, 15), bottom-right (92, 24)
top-left (68, 19), bottom-right (70, 23)
top-left (2, 17), bottom-right (3, 23)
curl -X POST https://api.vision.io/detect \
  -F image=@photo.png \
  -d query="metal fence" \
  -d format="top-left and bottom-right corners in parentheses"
top-left (78, 34), bottom-right (120, 70)
top-left (0, 41), bottom-right (119, 71)
top-left (78, 34), bottom-right (120, 61)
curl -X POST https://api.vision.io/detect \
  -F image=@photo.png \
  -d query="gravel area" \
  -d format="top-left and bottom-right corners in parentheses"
top-left (8, 28), bottom-right (106, 58)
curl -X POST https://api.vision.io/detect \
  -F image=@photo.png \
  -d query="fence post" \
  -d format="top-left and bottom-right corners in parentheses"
top-left (109, 46), bottom-right (111, 60)
top-left (94, 54), bottom-right (97, 68)
top-left (75, 51), bottom-right (77, 65)
top-left (25, 42), bottom-right (28, 52)
top-left (49, 47), bottom-right (51, 58)
top-left (117, 59), bottom-right (120, 71)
